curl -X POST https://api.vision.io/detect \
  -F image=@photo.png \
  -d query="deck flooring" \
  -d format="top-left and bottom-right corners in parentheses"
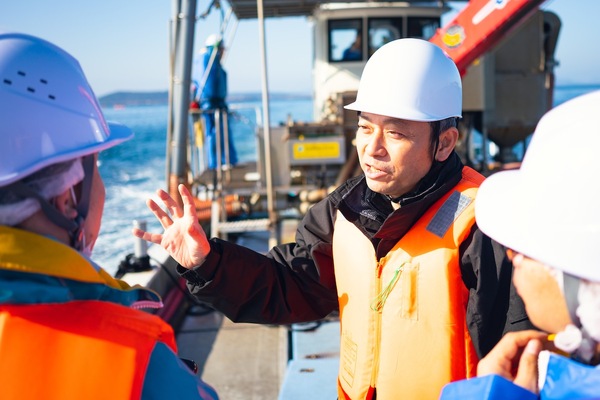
top-left (176, 308), bottom-right (288, 399)
top-left (124, 218), bottom-right (341, 399)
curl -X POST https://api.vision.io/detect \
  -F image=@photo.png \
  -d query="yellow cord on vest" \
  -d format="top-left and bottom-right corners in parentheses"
top-left (371, 263), bottom-right (406, 312)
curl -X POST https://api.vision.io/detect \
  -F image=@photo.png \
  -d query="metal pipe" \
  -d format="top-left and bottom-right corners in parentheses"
top-left (169, 0), bottom-right (197, 199)
top-left (256, 0), bottom-right (277, 247)
top-left (214, 108), bottom-right (223, 188)
top-left (166, 0), bottom-right (180, 191)
top-left (133, 220), bottom-right (148, 258)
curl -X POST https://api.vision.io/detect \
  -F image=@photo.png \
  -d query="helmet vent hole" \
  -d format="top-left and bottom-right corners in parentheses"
top-left (48, 94), bottom-right (56, 100)
top-left (3, 79), bottom-right (12, 85)
top-left (40, 79), bottom-right (48, 84)
top-left (17, 71), bottom-right (25, 77)
top-left (27, 87), bottom-right (35, 93)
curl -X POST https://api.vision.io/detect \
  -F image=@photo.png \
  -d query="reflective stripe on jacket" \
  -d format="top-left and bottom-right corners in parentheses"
top-left (333, 167), bottom-right (483, 399)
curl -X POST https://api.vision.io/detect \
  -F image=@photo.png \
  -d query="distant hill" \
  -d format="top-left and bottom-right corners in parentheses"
top-left (99, 91), bottom-right (167, 108)
top-left (98, 91), bottom-right (311, 108)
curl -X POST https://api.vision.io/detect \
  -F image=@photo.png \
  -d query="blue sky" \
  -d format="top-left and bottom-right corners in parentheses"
top-left (0, 0), bottom-right (596, 97)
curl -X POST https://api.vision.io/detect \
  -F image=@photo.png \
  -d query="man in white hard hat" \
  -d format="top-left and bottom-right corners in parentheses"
top-left (0, 32), bottom-right (218, 399)
top-left (134, 38), bottom-right (532, 399)
top-left (191, 33), bottom-right (238, 170)
top-left (440, 90), bottom-right (600, 399)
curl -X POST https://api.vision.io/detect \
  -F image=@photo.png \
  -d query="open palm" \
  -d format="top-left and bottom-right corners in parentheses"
top-left (132, 184), bottom-right (210, 269)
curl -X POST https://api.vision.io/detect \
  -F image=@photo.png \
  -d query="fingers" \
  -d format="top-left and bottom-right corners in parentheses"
top-left (497, 330), bottom-right (547, 355)
top-left (179, 184), bottom-right (197, 216)
top-left (178, 184), bottom-right (193, 200)
top-left (157, 188), bottom-right (184, 219)
top-left (144, 187), bottom-right (188, 228)
top-left (133, 185), bottom-right (196, 244)
top-left (147, 198), bottom-right (173, 230)
top-left (513, 339), bottom-right (542, 394)
top-left (477, 330), bottom-right (546, 378)
top-left (131, 227), bottom-right (163, 245)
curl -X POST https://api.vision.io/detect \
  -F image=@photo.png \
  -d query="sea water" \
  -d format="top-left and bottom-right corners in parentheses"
top-left (95, 98), bottom-right (313, 275)
top-left (95, 86), bottom-right (599, 276)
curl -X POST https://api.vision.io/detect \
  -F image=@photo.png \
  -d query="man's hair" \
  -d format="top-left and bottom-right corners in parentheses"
top-left (429, 117), bottom-right (458, 154)
top-left (354, 111), bottom-right (458, 155)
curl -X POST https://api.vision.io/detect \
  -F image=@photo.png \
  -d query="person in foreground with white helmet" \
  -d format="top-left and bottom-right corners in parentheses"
top-left (0, 32), bottom-right (218, 399)
top-left (134, 38), bottom-right (532, 399)
top-left (191, 33), bottom-right (238, 170)
top-left (440, 91), bottom-right (600, 399)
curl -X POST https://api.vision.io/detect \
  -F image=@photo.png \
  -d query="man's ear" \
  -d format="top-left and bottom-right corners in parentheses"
top-left (435, 127), bottom-right (459, 162)
top-left (51, 189), bottom-right (78, 219)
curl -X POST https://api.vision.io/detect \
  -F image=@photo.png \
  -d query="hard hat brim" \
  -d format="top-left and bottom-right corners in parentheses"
top-left (476, 166), bottom-right (600, 283)
top-left (344, 100), bottom-right (461, 122)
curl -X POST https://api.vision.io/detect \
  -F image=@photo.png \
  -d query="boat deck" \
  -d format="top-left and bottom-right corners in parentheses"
top-left (177, 306), bottom-right (288, 399)
top-left (175, 294), bottom-right (340, 399)
top-left (125, 228), bottom-right (340, 399)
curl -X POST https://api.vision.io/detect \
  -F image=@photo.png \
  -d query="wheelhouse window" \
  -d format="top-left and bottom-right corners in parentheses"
top-left (368, 17), bottom-right (403, 57)
top-left (327, 15), bottom-right (441, 62)
top-left (407, 17), bottom-right (440, 40)
top-left (329, 19), bottom-right (363, 62)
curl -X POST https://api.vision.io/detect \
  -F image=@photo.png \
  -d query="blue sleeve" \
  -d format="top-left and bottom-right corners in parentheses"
top-left (142, 342), bottom-right (219, 400)
top-left (439, 375), bottom-right (537, 400)
top-left (541, 353), bottom-right (600, 398)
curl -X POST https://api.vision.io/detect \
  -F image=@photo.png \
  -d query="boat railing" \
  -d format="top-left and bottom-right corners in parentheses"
top-left (188, 103), bottom-right (276, 241)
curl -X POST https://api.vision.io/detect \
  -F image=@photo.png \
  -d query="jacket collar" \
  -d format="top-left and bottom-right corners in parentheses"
top-left (333, 153), bottom-right (464, 255)
top-left (0, 226), bottom-right (161, 306)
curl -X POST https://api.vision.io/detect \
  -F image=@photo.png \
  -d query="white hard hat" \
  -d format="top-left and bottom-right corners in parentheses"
top-left (475, 90), bottom-right (600, 282)
top-left (0, 32), bottom-right (133, 186)
top-left (345, 38), bottom-right (462, 121)
top-left (205, 33), bottom-right (223, 48)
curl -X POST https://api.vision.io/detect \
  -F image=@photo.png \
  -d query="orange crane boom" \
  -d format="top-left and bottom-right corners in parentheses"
top-left (430, 0), bottom-right (547, 75)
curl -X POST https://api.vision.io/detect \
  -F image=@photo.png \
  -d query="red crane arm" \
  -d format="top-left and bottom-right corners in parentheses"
top-left (430, 0), bottom-right (547, 75)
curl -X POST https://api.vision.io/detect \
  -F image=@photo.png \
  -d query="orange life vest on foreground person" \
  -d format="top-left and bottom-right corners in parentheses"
top-left (333, 167), bottom-right (482, 399)
top-left (0, 226), bottom-right (218, 400)
top-left (0, 301), bottom-right (174, 400)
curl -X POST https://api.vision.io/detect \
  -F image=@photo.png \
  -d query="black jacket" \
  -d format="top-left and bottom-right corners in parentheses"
top-left (179, 152), bottom-right (533, 358)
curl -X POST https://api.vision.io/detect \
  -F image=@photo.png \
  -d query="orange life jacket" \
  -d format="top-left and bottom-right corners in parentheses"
top-left (333, 166), bottom-right (483, 399)
top-left (0, 300), bottom-right (177, 400)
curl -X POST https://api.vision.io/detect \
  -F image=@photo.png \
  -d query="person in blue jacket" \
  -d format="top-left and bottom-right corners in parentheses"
top-left (0, 32), bottom-right (218, 399)
top-left (192, 33), bottom-right (238, 170)
top-left (440, 90), bottom-right (600, 399)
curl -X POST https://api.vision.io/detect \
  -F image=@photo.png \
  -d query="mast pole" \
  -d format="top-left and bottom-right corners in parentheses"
top-left (168, 0), bottom-right (197, 201)
top-left (256, 0), bottom-right (277, 247)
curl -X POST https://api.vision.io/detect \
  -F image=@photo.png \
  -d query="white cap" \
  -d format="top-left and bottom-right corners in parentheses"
top-left (345, 38), bottom-right (462, 121)
top-left (475, 90), bottom-right (600, 282)
top-left (205, 33), bottom-right (222, 48)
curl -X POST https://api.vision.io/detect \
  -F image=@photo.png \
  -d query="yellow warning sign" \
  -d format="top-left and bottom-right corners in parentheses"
top-left (293, 141), bottom-right (340, 160)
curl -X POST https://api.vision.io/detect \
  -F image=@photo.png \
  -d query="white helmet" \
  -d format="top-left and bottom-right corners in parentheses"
top-left (475, 90), bottom-right (600, 282)
top-left (205, 33), bottom-right (223, 48)
top-left (345, 38), bottom-right (462, 121)
top-left (0, 32), bottom-right (133, 186)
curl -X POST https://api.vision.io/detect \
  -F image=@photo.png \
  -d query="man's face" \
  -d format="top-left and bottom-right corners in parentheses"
top-left (356, 112), bottom-right (434, 198)
top-left (509, 251), bottom-right (572, 333)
